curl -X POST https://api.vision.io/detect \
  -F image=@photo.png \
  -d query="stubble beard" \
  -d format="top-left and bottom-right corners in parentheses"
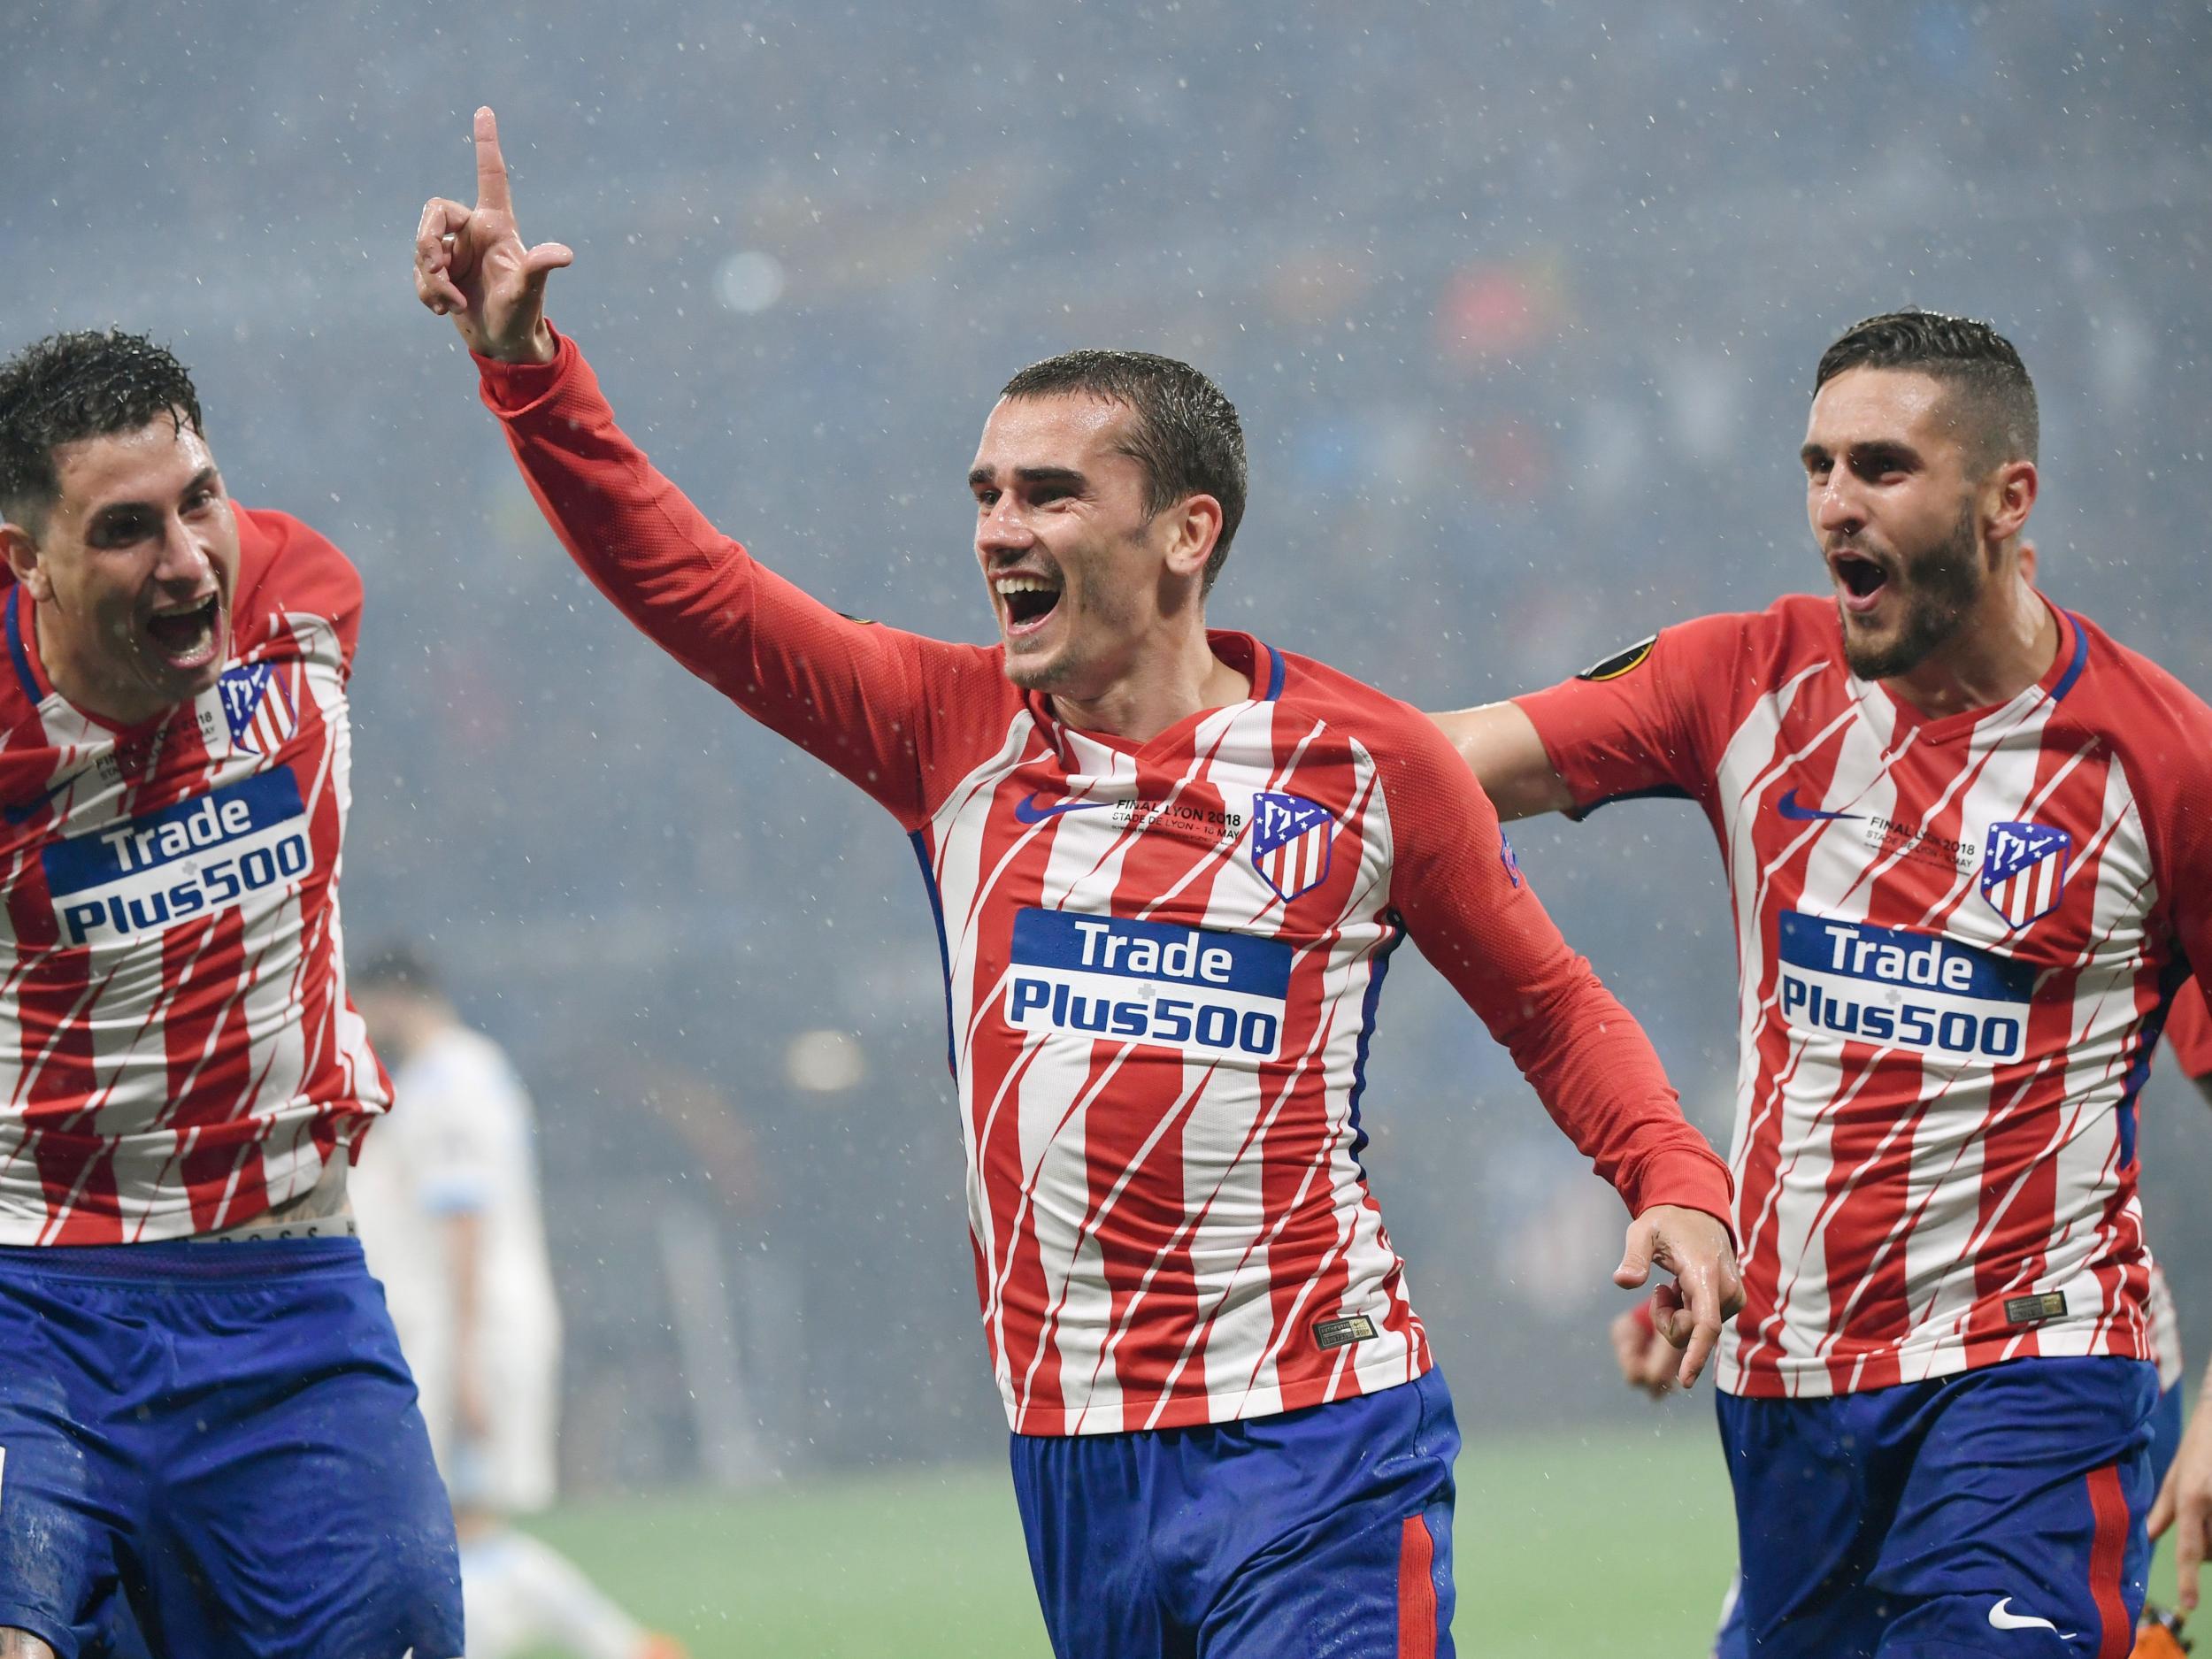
top-left (1839, 502), bottom-right (1985, 682)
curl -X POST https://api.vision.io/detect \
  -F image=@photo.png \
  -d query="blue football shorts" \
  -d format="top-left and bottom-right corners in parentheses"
top-left (0, 1237), bottom-right (462, 1659)
top-left (1712, 1356), bottom-right (2158, 1657)
top-left (1010, 1365), bottom-right (1458, 1658)
top-left (1710, 1373), bottom-right (2185, 1659)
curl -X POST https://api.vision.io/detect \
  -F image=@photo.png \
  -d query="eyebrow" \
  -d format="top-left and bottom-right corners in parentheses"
top-left (967, 465), bottom-right (1087, 491)
top-left (87, 465), bottom-right (221, 523)
top-left (1799, 441), bottom-right (1919, 470)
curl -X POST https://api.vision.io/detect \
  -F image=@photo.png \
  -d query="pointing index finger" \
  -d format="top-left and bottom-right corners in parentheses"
top-left (473, 105), bottom-right (512, 215)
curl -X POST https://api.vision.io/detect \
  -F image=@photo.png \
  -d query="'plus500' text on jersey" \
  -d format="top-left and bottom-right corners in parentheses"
top-left (480, 338), bottom-right (1731, 1438)
top-left (0, 509), bottom-right (387, 1244)
top-left (1520, 596), bottom-right (2212, 1399)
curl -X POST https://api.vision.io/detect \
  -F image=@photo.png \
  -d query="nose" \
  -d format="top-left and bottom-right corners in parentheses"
top-left (1814, 471), bottom-right (1864, 540)
top-left (154, 512), bottom-right (214, 588)
top-left (975, 494), bottom-right (1035, 559)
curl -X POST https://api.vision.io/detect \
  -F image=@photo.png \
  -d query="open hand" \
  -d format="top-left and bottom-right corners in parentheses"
top-left (413, 106), bottom-right (572, 363)
top-left (1612, 1204), bottom-right (1744, 1390)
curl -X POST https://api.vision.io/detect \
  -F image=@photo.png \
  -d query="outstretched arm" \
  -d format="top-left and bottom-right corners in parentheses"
top-left (1425, 702), bottom-right (1576, 821)
top-left (411, 109), bottom-right (995, 827)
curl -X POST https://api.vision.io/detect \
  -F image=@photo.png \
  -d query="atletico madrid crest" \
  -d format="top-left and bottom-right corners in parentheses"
top-left (1978, 820), bottom-right (2072, 928)
top-left (219, 663), bottom-right (299, 758)
top-left (1250, 791), bottom-right (1335, 902)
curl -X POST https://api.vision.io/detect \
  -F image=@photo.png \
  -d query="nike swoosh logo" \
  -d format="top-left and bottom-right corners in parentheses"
top-left (1777, 787), bottom-right (1861, 823)
top-left (1987, 1598), bottom-right (2070, 1636)
top-left (1013, 792), bottom-right (1113, 824)
top-left (2, 768), bottom-right (91, 826)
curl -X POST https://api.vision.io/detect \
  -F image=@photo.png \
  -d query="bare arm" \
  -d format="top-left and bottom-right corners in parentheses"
top-left (1425, 701), bottom-right (1577, 821)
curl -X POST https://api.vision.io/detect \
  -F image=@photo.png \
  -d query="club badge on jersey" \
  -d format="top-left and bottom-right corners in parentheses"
top-left (1250, 791), bottom-right (1335, 902)
top-left (1979, 821), bottom-right (2074, 929)
top-left (219, 662), bottom-right (300, 757)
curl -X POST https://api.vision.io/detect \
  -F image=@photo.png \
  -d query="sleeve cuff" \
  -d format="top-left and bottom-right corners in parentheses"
top-left (475, 325), bottom-right (579, 418)
top-left (1628, 1149), bottom-right (1737, 1247)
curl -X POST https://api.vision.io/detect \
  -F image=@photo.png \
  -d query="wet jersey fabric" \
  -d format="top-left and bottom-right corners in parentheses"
top-left (1716, 1356), bottom-right (2156, 1658)
top-left (0, 1238), bottom-right (461, 1658)
top-left (1517, 597), bottom-right (2212, 1402)
top-left (1010, 1367), bottom-right (1458, 1658)
top-left (480, 333), bottom-right (1731, 1436)
top-left (0, 508), bottom-right (387, 1244)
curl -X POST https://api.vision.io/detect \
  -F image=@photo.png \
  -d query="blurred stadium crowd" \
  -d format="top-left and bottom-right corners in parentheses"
top-left (7, 0), bottom-right (2208, 1484)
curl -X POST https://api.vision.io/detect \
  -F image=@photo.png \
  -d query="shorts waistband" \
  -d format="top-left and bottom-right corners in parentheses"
top-left (0, 1234), bottom-right (366, 1284)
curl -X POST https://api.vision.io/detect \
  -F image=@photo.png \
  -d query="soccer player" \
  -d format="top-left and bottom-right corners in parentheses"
top-left (412, 108), bottom-right (1741, 1656)
top-left (349, 945), bottom-right (688, 1659)
top-left (0, 333), bottom-right (458, 1655)
top-left (1430, 310), bottom-right (2212, 1653)
top-left (1609, 987), bottom-right (2212, 1657)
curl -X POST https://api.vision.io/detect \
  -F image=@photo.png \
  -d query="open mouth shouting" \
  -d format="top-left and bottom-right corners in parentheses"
top-left (142, 591), bottom-right (226, 674)
top-left (994, 569), bottom-right (1064, 641)
top-left (1828, 548), bottom-right (1893, 616)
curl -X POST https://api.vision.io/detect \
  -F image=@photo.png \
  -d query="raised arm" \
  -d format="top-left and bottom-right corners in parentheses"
top-left (1424, 702), bottom-right (1575, 821)
top-left (412, 109), bottom-right (996, 828)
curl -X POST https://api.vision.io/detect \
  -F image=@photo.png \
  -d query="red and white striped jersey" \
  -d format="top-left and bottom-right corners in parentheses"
top-left (0, 508), bottom-right (387, 1244)
top-left (1518, 595), bottom-right (2212, 1399)
top-left (480, 334), bottom-right (1732, 1436)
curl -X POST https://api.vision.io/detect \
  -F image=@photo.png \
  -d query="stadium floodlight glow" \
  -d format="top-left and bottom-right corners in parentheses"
top-left (715, 250), bottom-right (786, 315)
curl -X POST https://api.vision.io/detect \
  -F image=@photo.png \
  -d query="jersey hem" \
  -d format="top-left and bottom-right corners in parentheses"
top-left (1002, 1350), bottom-right (1433, 1435)
top-left (1719, 1325), bottom-right (2155, 1399)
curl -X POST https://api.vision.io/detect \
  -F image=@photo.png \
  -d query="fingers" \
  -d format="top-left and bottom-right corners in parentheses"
top-left (1609, 1307), bottom-right (1661, 1394)
top-left (518, 241), bottom-right (576, 304)
top-left (1671, 1259), bottom-right (1724, 1391)
top-left (2179, 1509), bottom-right (2202, 1613)
top-left (413, 197), bottom-right (472, 314)
top-left (1613, 1217), bottom-right (1654, 1290)
top-left (474, 105), bottom-right (513, 214)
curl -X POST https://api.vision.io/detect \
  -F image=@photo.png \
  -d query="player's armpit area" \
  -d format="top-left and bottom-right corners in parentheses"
top-left (0, 1629), bottom-right (60, 1658)
top-left (1424, 701), bottom-right (1576, 821)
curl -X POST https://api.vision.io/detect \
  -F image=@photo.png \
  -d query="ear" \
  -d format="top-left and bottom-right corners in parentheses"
top-left (0, 523), bottom-right (49, 602)
top-left (1158, 493), bottom-right (1225, 584)
top-left (1985, 458), bottom-right (2037, 548)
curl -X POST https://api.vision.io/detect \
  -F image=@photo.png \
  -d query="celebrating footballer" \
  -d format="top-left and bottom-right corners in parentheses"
top-left (1433, 311), bottom-right (2212, 1655)
top-left (414, 107), bottom-right (1742, 1658)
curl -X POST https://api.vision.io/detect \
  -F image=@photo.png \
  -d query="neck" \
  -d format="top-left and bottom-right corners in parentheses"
top-left (1049, 621), bottom-right (1251, 742)
top-left (1881, 568), bottom-right (2059, 718)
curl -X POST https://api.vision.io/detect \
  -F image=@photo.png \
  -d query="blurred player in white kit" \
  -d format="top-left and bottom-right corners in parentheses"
top-left (349, 945), bottom-right (687, 1659)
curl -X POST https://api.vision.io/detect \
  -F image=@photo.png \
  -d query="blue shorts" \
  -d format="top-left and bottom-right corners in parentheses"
top-left (0, 1238), bottom-right (463, 1659)
top-left (1712, 1357), bottom-right (2157, 1658)
top-left (1010, 1367), bottom-right (1458, 1658)
top-left (1710, 1375), bottom-right (2185, 1659)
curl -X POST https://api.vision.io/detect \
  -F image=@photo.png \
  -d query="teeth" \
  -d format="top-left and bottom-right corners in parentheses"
top-left (995, 575), bottom-right (1058, 595)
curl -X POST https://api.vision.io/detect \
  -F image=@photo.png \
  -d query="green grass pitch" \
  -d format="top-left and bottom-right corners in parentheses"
top-left (518, 1418), bottom-right (2184, 1655)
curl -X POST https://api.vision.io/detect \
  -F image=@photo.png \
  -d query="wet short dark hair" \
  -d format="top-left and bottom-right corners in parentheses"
top-left (1815, 310), bottom-right (2038, 472)
top-left (999, 349), bottom-right (1247, 594)
top-left (0, 330), bottom-right (205, 533)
